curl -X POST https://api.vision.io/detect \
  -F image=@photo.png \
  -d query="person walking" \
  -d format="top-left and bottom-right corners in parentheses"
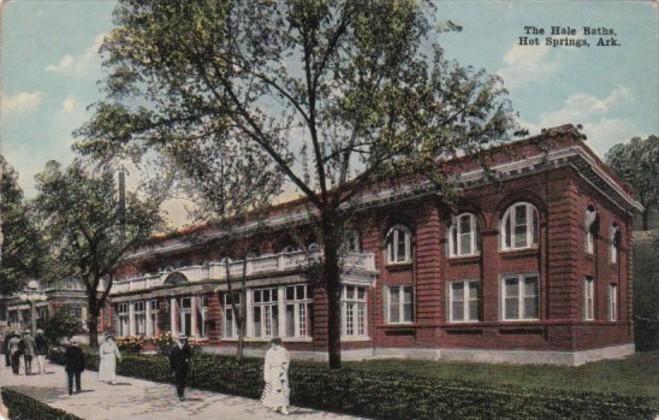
top-left (261, 338), bottom-right (290, 415)
top-left (3, 331), bottom-right (14, 367)
top-left (20, 330), bottom-right (37, 375)
top-left (98, 333), bottom-right (122, 384)
top-left (7, 332), bottom-right (21, 375)
top-left (169, 334), bottom-right (192, 401)
top-left (64, 339), bottom-right (86, 395)
top-left (34, 329), bottom-right (49, 374)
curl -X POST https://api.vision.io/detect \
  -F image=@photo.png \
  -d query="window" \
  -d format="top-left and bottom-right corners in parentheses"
top-left (149, 300), bottom-right (159, 337)
top-left (178, 297), bottom-right (192, 337)
top-left (584, 277), bottom-right (595, 321)
top-left (198, 296), bottom-right (209, 337)
top-left (585, 206), bottom-right (596, 254)
top-left (501, 202), bottom-right (539, 250)
top-left (134, 301), bottom-right (146, 335)
top-left (223, 293), bottom-right (240, 339)
top-left (116, 303), bottom-right (129, 337)
top-left (609, 284), bottom-right (618, 321)
top-left (386, 225), bottom-right (412, 264)
top-left (342, 285), bottom-right (367, 337)
top-left (345, 230), bottom-right (361, 252)
top-left (610, 223), bottom-right (620, 264)
top-left (252, 288), bottom-right (279, 338)
top-left (36, 306), bottom-right (49, 321)
top-left (448, 213), bottom-right (480, 257)
top-left (387, 285), bottom-right (414, 324)
top-left (449, 280), bottom-right (481, 322)
top-left (502, 274), bottom-right (539, 320)
top-left (284, 285), bottom-right (312, 337)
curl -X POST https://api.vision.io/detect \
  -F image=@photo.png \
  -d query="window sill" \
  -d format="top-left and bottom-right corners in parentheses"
top-left (500, 248), bottom-right (539, 258)
top-left (500, 318), bottom-right (540, 322)
top-left (221, 336), bottom-right (313, 343)
top-left (340, 336), bottom-right (371, 342)
top-left (385, 262), bottom-right (413, 271)
top-left (447, 254), bottom-right (481, 264)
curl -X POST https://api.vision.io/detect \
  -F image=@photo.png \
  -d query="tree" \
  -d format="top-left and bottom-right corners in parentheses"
top-left (606, 135), bottom-right (659, 230)
top-left (0, 155), bottom-right (45, 296)
top-left (33, 160), bottom-right (163, 349)
top-left (38, 306), bottom-right (85, 347)
top-left (75, 0), bottom-right (516, 368)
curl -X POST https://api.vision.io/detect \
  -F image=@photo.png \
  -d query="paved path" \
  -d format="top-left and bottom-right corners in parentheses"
top-left (0, 361), bottom-right (362, 420)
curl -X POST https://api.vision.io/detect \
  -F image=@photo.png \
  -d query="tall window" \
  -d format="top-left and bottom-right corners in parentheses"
top-left (502, 274), bottom-right (539, 320)
top-left (585, 206), bottom-right (597, 254)
top-left (285, 285), bottom-right (312, 337)
top-left (253, 288), bottom-right (279, 338)
top-left (223, 292), bottom-right (240, 339)
top-left (149, 300), bottom-right (159, 337)
top-left (386, 224), bottom-right (412, 264)
top-left (609, 284), bottom-right (618, 321)
top-left (610, 223), bottom-right (620, 264)
top-left (387, 285), bottom-right (414, 324)
top-left (342, 285), bottom-right (367, 337)
top-left (134, 301), bottom-right (146, 335)
top-left (116, 303), bottom-right (129, 337)
top-left (449, 280), bottom-right (481, 322)
top-left (448, 213), bottom-right (480, 257)
top-left (584, 277), bottom-right (595, 321)
top-left (199, 296), bottom-right (209, 337)
top-left (178, 297), bottom-right (192, 337)
top-left (501, 202), bottom-right (539, 251)
top-left (345, 229), bottom-right (361, 252)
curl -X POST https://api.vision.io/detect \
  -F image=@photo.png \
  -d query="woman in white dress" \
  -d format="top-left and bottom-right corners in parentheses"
top-left (261, 338), bottom-right (290, 415)
top-left (98, 333), bottom-right (122, 384)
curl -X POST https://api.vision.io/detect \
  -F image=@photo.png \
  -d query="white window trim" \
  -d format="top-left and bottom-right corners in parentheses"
top-left (609, 284), bottom-right (618, 322)
top-left (585, 207), bottom-right (596, 255)
top-left (341, 284), bottom-right (368, 339)
top-left (501, 273), bottom-right (540, 321)
top-left (448, 213), bottom-right (480, 258)
top-left (584, 277), bottom-right (595, 321)
top-left (501, 202), bottom-right (539, 251)
top-left (222, 293), bottom-right (240, 339)
top-left (283, 284), bottom-right (312, 338)
top-left (448, 280), bottom-right (481, 323)
top-left (386, 285), bottom-right (415, 324)
top-left (386, 224), bottom-right (412, 265)
top-left (610, 224), bottom-right (619, 264)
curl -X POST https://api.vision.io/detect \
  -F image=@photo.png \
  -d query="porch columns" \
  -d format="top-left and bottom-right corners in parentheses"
top-left (128, 302), bottom-right (136, 336)
top-left (170, 298), bottom-right (178, 336)
top-left (191, 296), bottom-right (198, 337)
top-left (145, 301), bottom-right (152, 337)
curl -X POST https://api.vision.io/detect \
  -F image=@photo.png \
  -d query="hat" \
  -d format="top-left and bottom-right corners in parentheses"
top-left (178, 333), bottom-right (188, 340)
top-left (36, 329), bottom-right (44, 334)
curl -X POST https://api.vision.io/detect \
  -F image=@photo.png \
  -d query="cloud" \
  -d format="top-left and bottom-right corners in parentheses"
top-left (497, 44), bottom-right (561, 89)
top-left (61, 95), bottom-right (79, 113)
top-left (519, 86), bottom-right (637, 158)
top-left (1, 91), bottom-right (44, 114)
top-left (45, 33), bottom-right (106, 75)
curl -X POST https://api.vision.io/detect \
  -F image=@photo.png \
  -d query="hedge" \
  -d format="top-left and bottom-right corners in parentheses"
top-left (48, 350), bottom-right (659, 419)
top-left (1, 387), bottom-right (83, 420)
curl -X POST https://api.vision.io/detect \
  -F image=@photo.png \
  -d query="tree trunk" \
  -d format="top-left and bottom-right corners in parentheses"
top-left (237, 318), bottom-right (245, 361)
top-left (87, 305), bottom-right (100, 350)
top-left (643, 210), bottom-right (649, 231)
top-left (321, 211), bottom-right (342, 369)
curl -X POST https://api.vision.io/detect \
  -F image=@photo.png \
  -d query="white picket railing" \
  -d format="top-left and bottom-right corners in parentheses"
top-left (111, 250), bottom-right (376, 295)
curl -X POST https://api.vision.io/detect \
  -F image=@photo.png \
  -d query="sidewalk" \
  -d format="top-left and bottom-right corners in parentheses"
top-left (0, 361), bottom-right (362, 420)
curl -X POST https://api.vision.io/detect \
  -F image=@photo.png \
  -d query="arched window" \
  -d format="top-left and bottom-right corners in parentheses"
top-left (584, 206), bottom-right (597, 254)
top-left (501, 202), bottom-right (539, 251)
top-left (610, 223), bottom-right (620, 264)
top-left (345, 229), bottom-right (361, 253)
top-left (386, 225), bottom-right (412, 264)
top-left (448, 213), bottom-right (480, 257)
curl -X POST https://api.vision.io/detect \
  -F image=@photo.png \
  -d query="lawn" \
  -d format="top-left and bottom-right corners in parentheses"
top-left (344, 351), bottom-right (659, 399)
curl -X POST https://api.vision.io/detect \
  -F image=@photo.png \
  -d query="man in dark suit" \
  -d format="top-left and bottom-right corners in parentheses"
top-left (169, 333), bottom-right (192, 401)
top-left (64, 339), bottom-right (85, 395)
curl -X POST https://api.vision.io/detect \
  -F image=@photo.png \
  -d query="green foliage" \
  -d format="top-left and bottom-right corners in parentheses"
top-left (0, 155), bottom-right (46, 295)
top-left (1, 387), bottom-right (83, 420)
top-left (40, 307), bottom-right (85, 346)
top-left (48, 350), bottom-right (659, 419)
top-left (634, 241), bottom-right (659, 350)
top-left (33, 159), bottom-right (163, 347)
top-left (606, 135), bottom-right (659, 230)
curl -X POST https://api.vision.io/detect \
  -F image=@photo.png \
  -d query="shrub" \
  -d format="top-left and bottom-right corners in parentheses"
top-left (1, 387), bottom-right (82, 420)
top-left (151, 331), bottom-right (174, 355)
top-left (46, 350), bottom-right (659, 419)
top-left (39, 307), bottom-right (84, 347)
top-left (116, 335), bottom-right (144, 353)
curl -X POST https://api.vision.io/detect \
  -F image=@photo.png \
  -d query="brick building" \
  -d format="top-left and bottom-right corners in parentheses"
top-left (106, 124), bottom-right (642, 365)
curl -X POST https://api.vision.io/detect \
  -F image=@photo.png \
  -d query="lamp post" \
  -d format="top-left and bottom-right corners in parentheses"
top-left (18, 280), bottom-right (47, 333)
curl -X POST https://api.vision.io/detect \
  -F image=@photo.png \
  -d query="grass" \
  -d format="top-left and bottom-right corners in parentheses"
top-left (344, 351), bottom-right (659, 399)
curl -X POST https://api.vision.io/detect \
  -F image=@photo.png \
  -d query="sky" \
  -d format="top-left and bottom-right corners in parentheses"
top-left (1, 0), bottom-right (658, 227)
